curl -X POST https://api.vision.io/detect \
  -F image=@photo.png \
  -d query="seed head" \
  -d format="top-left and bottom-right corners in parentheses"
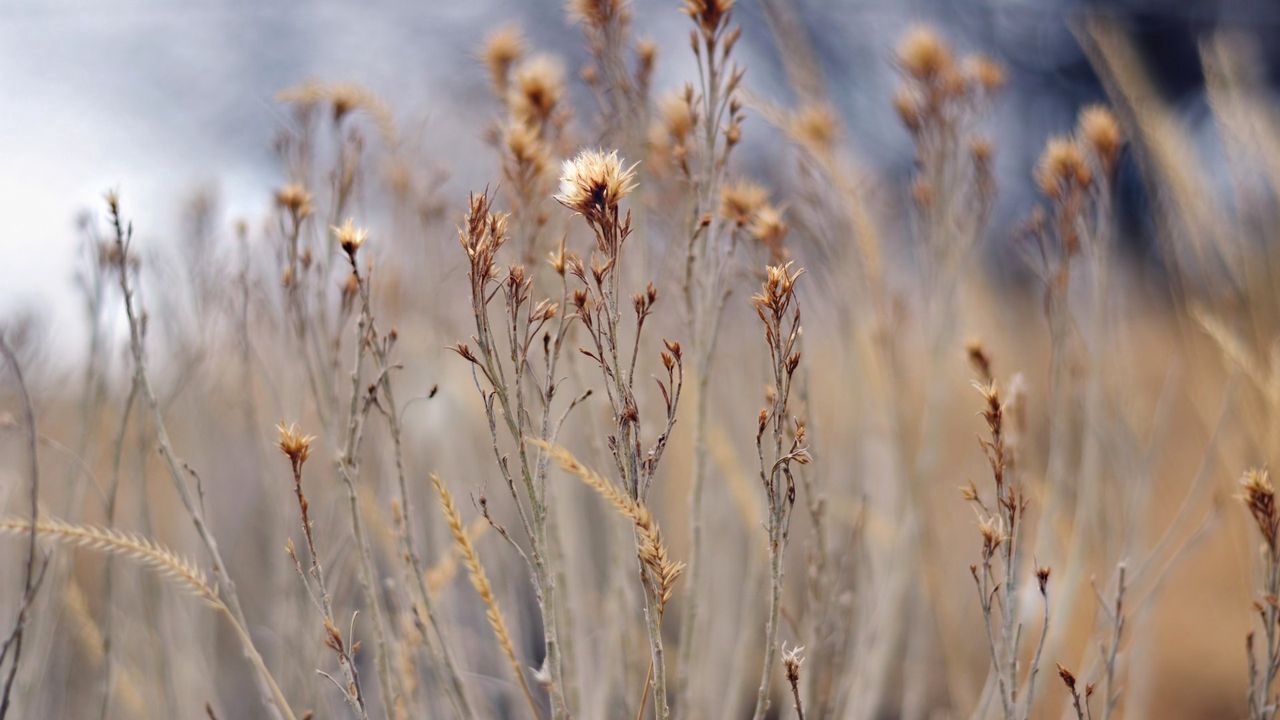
top-left (659, 91), bottom-right (695, 141)
top-left (554, 148), bottom-right (638, 215)
top-left (1077, 105), bottom-right (1122, 176)
top-left (789, 104), bottom-right (838, 152)
top-left (481, 25), bottom-right (525, 94)
top-left (1035, 136), bottom-right (1092, 198)
top-left (276, 422), bottom-right (315, 471)
top-left (752, 262), bottom-right (804, 317)
top-left (504, 121), bottom-right (551, 178)
top-left (1056, 663), bottom-right (1077, 690)
top-left (331, 218), bottom-right (369, 259)
top-left (509, 55), bottom-right (565, 128)
top-left (1241, 468), bottom-right (1279, 553)
top-left (275, 183), bottom-right (314, 218)
top-left (567, 0), bottom-right (629, 27)
top-left (782, 644), bottom-right (805, 684)
top-left (749, 204), bottom-right (789, 262)
top-left (719, 179), bottom-right (768, 227)
top-left (682, 0), bottom-right (734, 39)
top-left (977, 514), bottom-right (1006, 559)
top-left (965, 54), bottom-right (1006, 94)
top-left (897, 26), bottom-right (952, 81)
top-left (893, 90), bottom-right (923, 134)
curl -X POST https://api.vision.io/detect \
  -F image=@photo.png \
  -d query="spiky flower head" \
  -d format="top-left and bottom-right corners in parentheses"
top-left (719, 179), bottom-right (768, 227)
top-left (897, 26), bottom-right (952, 81)
top-left (509, 55), bottom-right (565, 128)
top-left (1077, 105), bottom-right (1123, 175)
top-left (789, 103), bottom-right (838, 153)
top-left (782, 643), bottom-right (805, 684)
top-left (276, 422), bottom-right (315, 472)
top-left (482, 25), bottom-right (525, 94)
top-left (965, 54), bottom-right (1006, 94)
top-left (275, 183), bottom-right (313, 218)
top-left (332, 218), bottom-right (369, 258)
top-left (1034, 136), bottom-right (1092, 198)
top-left (682, 0), bottom-right (734, 38)
top-left (1240, 468), bottom-right (1279, 553)
top-left (567, 0), bottom-right (630, 27)
top-left (749, 204), bottom-right (789, 262)
top-left (554, 149), bottom-right (638, 215)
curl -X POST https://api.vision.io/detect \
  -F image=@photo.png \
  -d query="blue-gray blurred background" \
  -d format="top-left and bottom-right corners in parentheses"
top-left (1, 0), bottom-right (1276, 354)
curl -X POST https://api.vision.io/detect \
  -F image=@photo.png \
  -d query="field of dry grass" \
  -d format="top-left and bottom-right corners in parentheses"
top-left (1, 1), bottom-right (1278, 718)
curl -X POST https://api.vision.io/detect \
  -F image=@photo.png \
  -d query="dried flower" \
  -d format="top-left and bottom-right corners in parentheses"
top-left (965, 54), bottom-right (1006, 94)
top-left (978, 514), bottom-right (1006, 558)
top-left (332, 218), bottom-right (369, 258)
top-left (275, 184), bottom-right (314, 218)
top-left (554, 148), bottom-right (638, 214)
top-left (782, 643), bottom-right (805, 683)
top-left (749, 204), bottom-right (789, 263)
top-left (1241, 468), bottom-right (1279, 553)
top-left (752, 262), bottom-right (805, 316)
top-left (720, 180), bottom-right (768, 227)
top-left (897, 26), bottom-right (952, 81)
top-left (509, 55), bottom-right (565, 128)
top-left (1077, 105), bottom-right (1122, 176)
top-left (893, 90), bottom-right (923, 134)
top-left (789, 103), bottom-right (838, 152)
top-left (1035, 136), bottom-right (1092, 198)
top-left (660, 91), bottom-right (695, 141)
top-left (276, 422), bottom-right (315, 471)
top-left (504, 121), bottom-right (551, 179)
top-left (1057, 663), bottom-right (1077, 689)
top-left (567, 0), bottom-right (629, 27)
top-left (482, 25), bottom-right (525, 95)
top-left (682, 0), bottom-right (734, 39)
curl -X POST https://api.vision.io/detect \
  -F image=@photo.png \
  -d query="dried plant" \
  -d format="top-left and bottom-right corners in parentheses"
top-left (782, 644), bottom-right (805, 720)
top-left (750, 262), bottom-right (810, 720)
top-left (0, 7), bottom-right (1269, 720)
top-left (277, 421), bottom-right (367, 718)
top-left (0, 518), bottom-right (294, 720)
top-left (962, 347), bottom-right (1050, 720)
top-left (1242, 469), bottom-right (1280, 720)
top-left (556, 146), bottom-right (687, 719)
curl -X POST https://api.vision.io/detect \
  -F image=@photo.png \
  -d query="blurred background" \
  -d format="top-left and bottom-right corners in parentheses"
top-left (3, 0), bottom-right (1277, 356)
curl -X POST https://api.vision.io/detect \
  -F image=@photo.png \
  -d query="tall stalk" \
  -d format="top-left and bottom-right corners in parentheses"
top-left (748, 264), bottom-right (809, 720)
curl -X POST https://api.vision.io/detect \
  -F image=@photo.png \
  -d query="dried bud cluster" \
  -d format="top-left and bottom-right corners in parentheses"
top-left (893, 26), bottom-right (1004, 218)
top-left (719, 180), bottom-right (767, 227)
top-left (509, 55), bottom-right (566, 130)
top-left (898, 26), bottom-right (952, 81)
top-left (275, 183), bottom-right (314, 219)
top-left (481, 25), bottom-right (525, 96)
top-left (682, 0), bottom-right (735, 42)
top-left (276, 422), bottom-right (315, 474)
top-left (1077, 105), bottom-right (1123, 177)
top-left (752, 262), bottom-right (805, 321)
top-left (1241, 468), bottom-right (1279, 553)
top-left (1035, 137), bottom-right (1092, 199)
top-left (458, 191), bottom-right (511, 287)
top-left (788, 104), bottom-right (838, 154)
top-left (749, 205), bottom-right (789, 263)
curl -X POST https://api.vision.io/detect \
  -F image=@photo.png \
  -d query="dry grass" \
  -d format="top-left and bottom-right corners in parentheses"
top-left (0, 2), bottom-right (1275, 719)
